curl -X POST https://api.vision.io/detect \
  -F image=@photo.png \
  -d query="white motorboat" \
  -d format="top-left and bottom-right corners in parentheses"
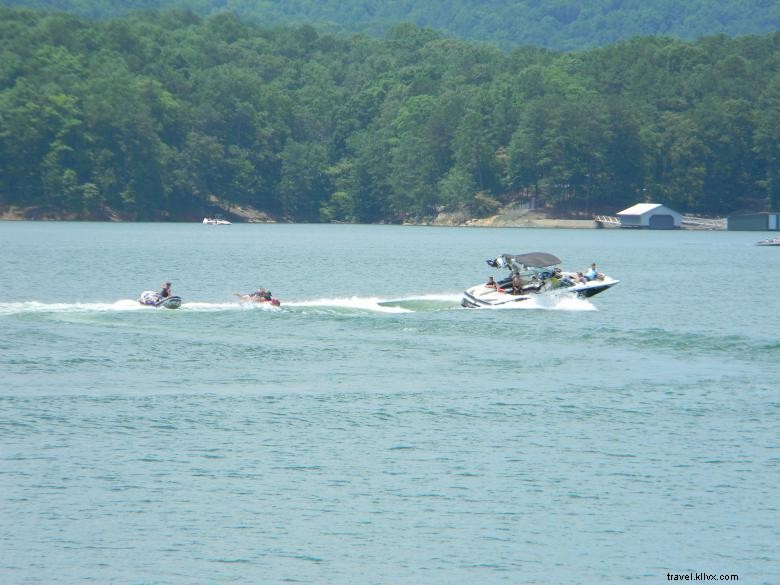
top-left (461, 252), bottom-right (619, 308)
top-left (755, 238), bottom-right (780, 246)
top-left (203, 217), bottom-right (231, 225)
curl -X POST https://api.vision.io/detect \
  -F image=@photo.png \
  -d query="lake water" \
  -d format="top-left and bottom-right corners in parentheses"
top-left (0, 222), bottom-right (778, 585)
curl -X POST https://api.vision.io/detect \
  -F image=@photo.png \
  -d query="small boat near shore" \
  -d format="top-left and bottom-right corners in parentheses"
top-left (461, 252), bottom-right (619, 308)
top-left (203, 217), bottom-right (231, 225)
top-left (755, 238), bottom-right (780, 246)
top-left (138, 291), bottom-right (182, 309)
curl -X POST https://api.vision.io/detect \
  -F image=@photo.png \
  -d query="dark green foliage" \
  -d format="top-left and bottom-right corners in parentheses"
top-left (2, 0), bottom-right (779, 51)
top-left (1, 7), bottom-right (779, 221)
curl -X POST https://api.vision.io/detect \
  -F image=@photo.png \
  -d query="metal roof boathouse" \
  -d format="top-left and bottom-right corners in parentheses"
top-left (727, 212), bottom-right (780, 231)
top-left (616, 203), bottom-right (683, 229)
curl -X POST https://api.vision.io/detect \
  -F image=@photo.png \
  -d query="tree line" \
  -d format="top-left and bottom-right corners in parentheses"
top-left (3, 0), bottom-right (779, 51)
top-left (1, 8), bottom-right (779, 222)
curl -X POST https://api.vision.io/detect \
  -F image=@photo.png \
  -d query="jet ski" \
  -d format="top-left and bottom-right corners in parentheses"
top-left (139, 291), bottom-right (182, 309)
top-left (234, 289), bottom-right (281, 307)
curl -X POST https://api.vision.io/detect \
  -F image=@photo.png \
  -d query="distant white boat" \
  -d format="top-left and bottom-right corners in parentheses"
top-left (755, 237), bottom-right (780, 246)
top-left (203, 217), bottom-right (231, 225)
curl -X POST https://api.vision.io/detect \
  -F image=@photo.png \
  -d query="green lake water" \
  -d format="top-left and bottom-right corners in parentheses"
top-left (1, 222), bottom-right (778, 584)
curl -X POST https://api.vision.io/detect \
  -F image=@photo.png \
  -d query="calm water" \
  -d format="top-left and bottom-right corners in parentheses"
top-left (0, 222), bottom-right (778, 585)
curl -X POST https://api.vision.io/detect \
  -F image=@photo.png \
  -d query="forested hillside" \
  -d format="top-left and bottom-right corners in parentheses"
top-left (1, 8), bottom-right (779, 222)
top-left (2, 0), bottom-right (779, 51)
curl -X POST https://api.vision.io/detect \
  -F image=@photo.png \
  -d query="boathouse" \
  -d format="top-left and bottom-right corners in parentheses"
top-left (727, 212), bottom-right (780, 231)
top-left (616, 203), bottom-right (683, 229)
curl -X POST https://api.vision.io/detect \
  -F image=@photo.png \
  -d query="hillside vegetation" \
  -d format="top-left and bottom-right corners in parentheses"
top-left (1, 8), bottom-right (779, 221)
top-left (2, 0), bottom-right (779, 50)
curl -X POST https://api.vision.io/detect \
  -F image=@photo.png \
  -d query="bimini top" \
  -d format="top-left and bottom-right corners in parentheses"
top-left (486, 252), bottom-right (561, 270)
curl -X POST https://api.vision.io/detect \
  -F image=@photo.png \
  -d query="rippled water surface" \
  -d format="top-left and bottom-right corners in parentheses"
top-left (1, 222), bottom-right (778, 584)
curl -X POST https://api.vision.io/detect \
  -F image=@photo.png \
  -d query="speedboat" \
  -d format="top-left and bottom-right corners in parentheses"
top-left (203, 217), bottom-right (231, 225)
top-left (755, 238), bottom-right (780, 246)
top-left (234, 289), bottom-right (281, 307)
top-left (138, 291), bottom-right (182, 309)
top-left (461, 252), bottom-right (619, 308)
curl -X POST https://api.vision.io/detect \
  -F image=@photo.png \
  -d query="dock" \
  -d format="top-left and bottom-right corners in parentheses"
top-left (593, 214), bottom-right (725, 230)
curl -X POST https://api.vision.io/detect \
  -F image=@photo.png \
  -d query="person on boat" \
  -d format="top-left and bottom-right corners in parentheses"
top-left (527, 275), bottom-right (544, 292)
top-left (160, 282), bottom-right (172, 298)
top-left (550, 267), bottom-right (563, 288)
top-left (486, 276), bottom-right (497, 289)
top-left (511, 272), bottom-right (523, 295)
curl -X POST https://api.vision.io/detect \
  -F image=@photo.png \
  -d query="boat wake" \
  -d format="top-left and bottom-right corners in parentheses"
top-left (287, 294), bottom-right (462, 313)
top-left (267, 293), bottom-right (594, 312)
top-left (0, 292), bottom-right (594, 316)
top-left (0, 300), bottom-right (148, 315)
top-left (0, 299), bottom-right (280, 315)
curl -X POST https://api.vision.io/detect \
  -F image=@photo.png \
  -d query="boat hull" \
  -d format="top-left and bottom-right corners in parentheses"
top-left (461, 278), bottom-right (618, 308)
top-left (157, 296), bottom-right (182, 309)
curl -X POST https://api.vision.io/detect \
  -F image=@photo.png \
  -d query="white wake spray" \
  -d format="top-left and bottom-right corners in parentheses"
top-left (0, 292), bottom-right (594, 315)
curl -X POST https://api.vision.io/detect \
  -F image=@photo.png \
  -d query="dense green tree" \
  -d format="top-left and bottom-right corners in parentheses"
top-left (1, 7), bottom-right (779, 222)
top-left (277, 140), bottom-right (330, 219)
top-left (754, 74), bottom-right (780, 211)
top-left (3, 0), bottom-right (779, 51)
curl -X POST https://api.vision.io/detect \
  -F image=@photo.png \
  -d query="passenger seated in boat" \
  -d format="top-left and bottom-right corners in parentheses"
top-left (559, 272), bottom-right (575, 286)
top-left (160, 282), bottom-right (172, 298)
top-left (584, 263), bottom-right (605, 281)
top-left (486, 276), bottom-right (497, 289)
top-left (524, 275), bottom-right (544, 292)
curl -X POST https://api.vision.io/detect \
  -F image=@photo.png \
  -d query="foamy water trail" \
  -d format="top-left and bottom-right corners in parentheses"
top-left (0, 292), bottom-right (594, 315)
top-left (286, 296), bottom-right (414, 313)
top-left (0, 300), bottom-right (146, 315)
top-left (182, 301), bottom-right (281, 312)
top-left (0, 299), bottom-right (286, 315)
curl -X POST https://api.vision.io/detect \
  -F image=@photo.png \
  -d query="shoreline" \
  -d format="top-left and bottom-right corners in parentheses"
top-left (2, 204), bottom-right (720, 229)
top-left (0, 205), bottom-right (600, 228)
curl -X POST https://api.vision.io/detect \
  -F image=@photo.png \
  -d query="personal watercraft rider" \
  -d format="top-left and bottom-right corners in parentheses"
top-left (251, 288), bottom-right (272, 300)
top-left (160, 282), bottom-right (172, 297)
